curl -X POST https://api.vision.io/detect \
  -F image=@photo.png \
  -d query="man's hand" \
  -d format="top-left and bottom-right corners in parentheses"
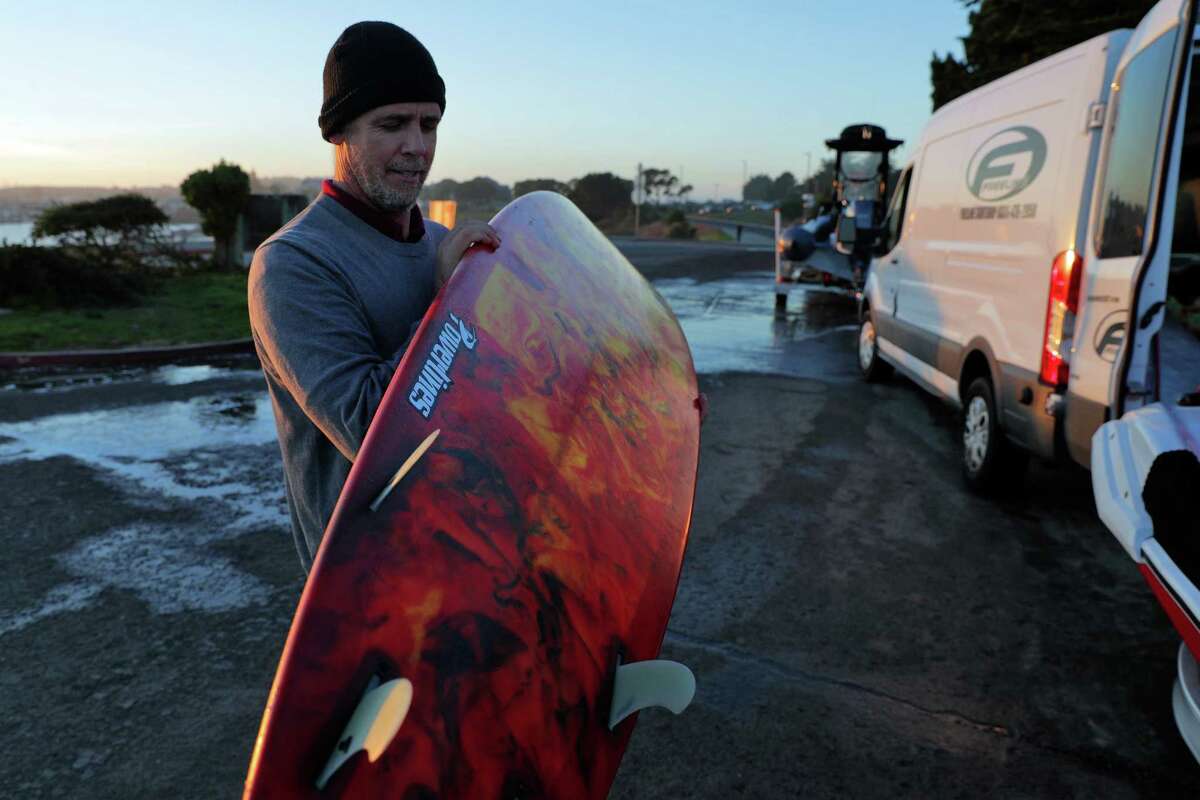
top-left (435, 222), bottom-right (501, 289)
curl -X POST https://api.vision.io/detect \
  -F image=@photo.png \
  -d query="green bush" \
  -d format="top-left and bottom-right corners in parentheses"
top-left (667, 221), bottom-right (695, 239)
top-left (635, 205), bottom-right (664, 225)
top-left (779, 197), bottom-right (806, 223)
top-left (568, 172), bottom-right (634, 225)
top-left (32, 193), bottom-right (170, 272)
top-left (665, 209), bottom-right (687, 225)
top-left (0, 245), bottom-right (150, 310)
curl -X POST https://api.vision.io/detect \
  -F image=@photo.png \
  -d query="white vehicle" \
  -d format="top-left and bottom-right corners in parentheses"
top-left (861, 0), bottom-right (1200, 758)
top-left (859, 0), bottom-right (1199, 489)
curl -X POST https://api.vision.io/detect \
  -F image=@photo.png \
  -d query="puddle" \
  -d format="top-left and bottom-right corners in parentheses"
top-left (0, 392), bottom-right (286, 534)
top-left (0, 392), bottom-right (286, 632)
top-left (654, 272), bottom-right (859, 376)
top-left (154, 364), bottom-right (225, 385)
top-left (2, 362), bottom-right (260, 394)
top-left (2, 372), bottom-right (119, 393)
top-left (0, 394), bottom-right (276, 469)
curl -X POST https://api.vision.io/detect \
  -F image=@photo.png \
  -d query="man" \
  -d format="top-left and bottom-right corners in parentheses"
top-left (249, 21), bottom-right (499, 572)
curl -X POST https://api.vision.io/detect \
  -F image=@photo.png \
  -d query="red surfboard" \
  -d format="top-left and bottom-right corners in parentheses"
top-left (244, 192), bottom-right (701, 799)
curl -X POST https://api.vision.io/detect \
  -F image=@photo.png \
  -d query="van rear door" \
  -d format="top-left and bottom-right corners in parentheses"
top-left (1103, 0), bottom-right (1196, 414)
top-left (1069, 0), bottom-right (1198, 463)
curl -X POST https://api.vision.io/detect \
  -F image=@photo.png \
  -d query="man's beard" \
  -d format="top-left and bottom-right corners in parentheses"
top-left (348, 149), bottom-right (426, 212)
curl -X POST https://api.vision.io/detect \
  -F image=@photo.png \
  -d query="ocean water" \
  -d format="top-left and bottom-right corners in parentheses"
top-left (0, 221), bottom-right (208, 247)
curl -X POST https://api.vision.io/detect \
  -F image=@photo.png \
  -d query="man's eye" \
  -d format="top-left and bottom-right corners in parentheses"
top-left (421, 121), bottom-right (439, 133)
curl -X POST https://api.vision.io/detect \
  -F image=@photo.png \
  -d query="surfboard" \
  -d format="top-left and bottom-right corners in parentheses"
top-left (244, 191), bottom-right (701, 798)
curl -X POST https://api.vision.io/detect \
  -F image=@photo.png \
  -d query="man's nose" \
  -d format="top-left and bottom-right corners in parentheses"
top-left (399, 126), bottom-right (427, 156)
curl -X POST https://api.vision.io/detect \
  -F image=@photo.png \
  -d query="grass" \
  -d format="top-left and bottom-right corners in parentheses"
top-left (694, 224), bottom-right (733, 242)
top-left (0, 270), bottom-right (250, 352)
top-left (694, 208), bottom-right (776, 226)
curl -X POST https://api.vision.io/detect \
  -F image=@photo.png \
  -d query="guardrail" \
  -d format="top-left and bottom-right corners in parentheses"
top-left (686, 216), bottom-right (774, 243)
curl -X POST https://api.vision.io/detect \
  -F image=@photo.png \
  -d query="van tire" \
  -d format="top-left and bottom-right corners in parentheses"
top-left (961, 376), bottom-right (1028, 492)
top-left (858, 312), bottom-right (892, 382)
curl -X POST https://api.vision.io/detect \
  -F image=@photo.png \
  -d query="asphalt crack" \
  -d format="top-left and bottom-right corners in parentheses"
top-left (664, 628), bottom-right (1012, 738)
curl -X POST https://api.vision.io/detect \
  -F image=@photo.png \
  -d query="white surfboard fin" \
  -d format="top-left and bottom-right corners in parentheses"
top-left (315, 677), bottom-right (414, 790)
top-left (607, 658), bottom-right (696, 730)
top-left (370, 429), bottom-right (440, 512)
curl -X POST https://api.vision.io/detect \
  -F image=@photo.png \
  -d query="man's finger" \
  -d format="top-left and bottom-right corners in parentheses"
top-left (457, 225), bottom-right (501, 253)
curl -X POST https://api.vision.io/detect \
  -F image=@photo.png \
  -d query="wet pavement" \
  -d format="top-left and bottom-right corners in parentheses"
top-left (1, 243), bottom-right (1199, 797)
top-left (656, 272), bottom-right (859, 377)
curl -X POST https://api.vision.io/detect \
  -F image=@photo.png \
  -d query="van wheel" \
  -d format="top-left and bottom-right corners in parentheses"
top-left (858, 312), bottom-right (892, 382)
top-left (961, 376), bottom-right (1028, 492)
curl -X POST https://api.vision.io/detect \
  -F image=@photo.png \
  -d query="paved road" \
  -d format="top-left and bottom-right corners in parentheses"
top-left (0, 240), bottom-right (1196, 797)
top-left (610, 236), bottom-right (775, 264)
top-left (681, 217), bottom-right (776, 246)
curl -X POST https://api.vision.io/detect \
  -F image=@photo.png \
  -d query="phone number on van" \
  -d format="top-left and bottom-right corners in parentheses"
top-left (960, 203), bottom-right (1038, 221)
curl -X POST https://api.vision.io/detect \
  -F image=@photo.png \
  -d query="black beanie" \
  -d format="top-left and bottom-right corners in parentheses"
top-left (319, 22), bottom-right (446, 142)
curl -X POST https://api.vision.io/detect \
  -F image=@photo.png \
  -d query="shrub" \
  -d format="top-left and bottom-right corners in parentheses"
top-left (0, 245), bottom-right (150, 310)
top-left (667, 221), bottom-right (695, 239)
top-left (638, 205), bottom-right (664, 224)
top-left (569, 172), bottom-right (634, 225)
top-left (32, 193), bottom-right (173, 273)
top-left (181, 160), bottom-right (251, 270)
top-left (779, 197), bottom-right (806, 223)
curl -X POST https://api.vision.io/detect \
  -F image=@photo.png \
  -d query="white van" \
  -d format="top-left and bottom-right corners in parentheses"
top-left (858, 0), bottom-right (1200, 492)
top-left (860, 0), bottom-right (1200, 757)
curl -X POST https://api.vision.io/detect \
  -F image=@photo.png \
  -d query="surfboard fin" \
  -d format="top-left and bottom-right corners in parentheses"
top-left (314, 677), bottom-right (414, 790)
top-left (369, 429), bottom-right (440, 512)
top-left (607, 658), bottom-right (696, 730)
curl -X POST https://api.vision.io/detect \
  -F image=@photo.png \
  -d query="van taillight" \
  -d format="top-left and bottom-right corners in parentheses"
top-left (1040, 249), bottom-right (1083, 386)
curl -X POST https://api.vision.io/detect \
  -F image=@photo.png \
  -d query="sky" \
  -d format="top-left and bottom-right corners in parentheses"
top-left (0, 0), bottom-right (969, 201)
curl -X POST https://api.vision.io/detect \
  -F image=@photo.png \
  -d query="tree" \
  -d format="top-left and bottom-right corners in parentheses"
top-left (568, 173), bottom-right (634, 224)
top-left (513, 178), bottom-right (569, 197)
top-left (779, 196), bottom-right (807, 223)
top-left (455, 176), bottom-right (512, 206)
top-left (805, 158), bottom-right (838, 207)
top-left (181, 160), bottom-right (251, 270)
top-left (742, 174), bottom-right (774, 202)
top-left (32, 193), bottom-right (169, 270)
top-left (665, 209), bottom-right (695, 239)
top-left (931, 0), bottom-right (1154, 110)
top-left (770, 172), bottom-right (797, 203)
top-left (641, 167), bottom-right (680, 204)
top-left (421, 178), bottom-right (460, 201)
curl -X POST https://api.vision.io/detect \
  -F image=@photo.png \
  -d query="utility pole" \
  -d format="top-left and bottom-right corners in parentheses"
top-left (805, 152), bottom-right (812, 187)
top-left (634, 162), bottom-right (642, 238)
top-left (741, 160), bottom-right (748, 200)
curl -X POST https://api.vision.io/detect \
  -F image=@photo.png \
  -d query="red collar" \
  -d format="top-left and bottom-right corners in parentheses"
top-left (321, 179), bottom-right (427, 244)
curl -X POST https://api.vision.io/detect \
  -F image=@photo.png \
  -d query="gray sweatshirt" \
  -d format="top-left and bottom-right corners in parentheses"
top-left (248, 193), bottom-right (448, 572)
